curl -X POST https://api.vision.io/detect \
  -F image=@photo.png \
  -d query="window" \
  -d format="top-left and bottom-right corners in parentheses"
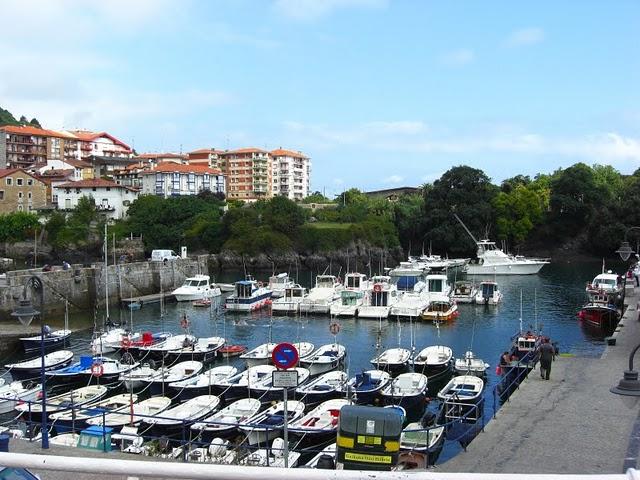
top-left (28, 192), bottom-right (32, 199)
top-left (0, 191), bottom-right (3, 200)
top-left (27, 179), bottom-right (33, 186)
top-left (5, 178), bottom-right (12, 186)
top-left (16, 178), bottom-right (23, 186)
top-left (17, 204), bottom-right (23, 211)
top-left (18, 192), bottom-right (23, 199)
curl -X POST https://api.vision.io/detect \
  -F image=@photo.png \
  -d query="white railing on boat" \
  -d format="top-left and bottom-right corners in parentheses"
top-left (0, 452), bottom-right (637, 479)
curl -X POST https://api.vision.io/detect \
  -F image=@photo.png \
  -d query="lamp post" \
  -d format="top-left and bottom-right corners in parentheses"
top-left (11, 276), bottom-right (48, 449)
top-left (611, 227), bottom-right (640, 397)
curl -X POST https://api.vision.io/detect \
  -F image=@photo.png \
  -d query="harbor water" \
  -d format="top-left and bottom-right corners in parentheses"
top-left (0, 259), bottom-right (626, 465)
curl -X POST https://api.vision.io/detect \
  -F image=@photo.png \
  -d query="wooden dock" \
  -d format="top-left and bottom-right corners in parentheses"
top-left (120, 292), bottom-right (176, 308)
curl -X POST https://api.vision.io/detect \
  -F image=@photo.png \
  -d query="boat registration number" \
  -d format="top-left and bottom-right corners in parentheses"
top-left (344, 452), bottom-right (392, 464)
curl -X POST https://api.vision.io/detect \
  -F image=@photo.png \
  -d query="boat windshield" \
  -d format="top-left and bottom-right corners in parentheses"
top-left (184, 279), bottom-right (208, 287)
top-left (316, 276), bottom-right (335, 288)
top-left (346, 275), bottom-right (362, 288)
top-left (392, 274), bottom-right (422, 292)
top-left (427, 278), bottom-right (443, 292)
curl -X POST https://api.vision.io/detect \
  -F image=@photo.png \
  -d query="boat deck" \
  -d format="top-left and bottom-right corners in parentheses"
top-left (439, 286), bottom-right (640, 474)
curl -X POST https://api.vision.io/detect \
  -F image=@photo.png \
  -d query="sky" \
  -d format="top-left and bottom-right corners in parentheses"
top-left (1, 0), bottom-right (639, 197)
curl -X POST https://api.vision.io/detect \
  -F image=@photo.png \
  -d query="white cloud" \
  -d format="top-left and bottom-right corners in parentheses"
top-left (506, 27), bottom-right (546, 47)
top-left (273, 0), bottom-right (387, 21)
top-left (384, 175), bottom-right (404, 184)
top-left (439, 49), bottom-right (475, 67)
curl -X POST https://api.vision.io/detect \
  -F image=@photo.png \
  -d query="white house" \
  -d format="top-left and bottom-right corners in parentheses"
top-left (270, 148), bottom-right (311, 201)
top-left (55, 179), bottom-right (139, 219)
top-left (140, 162), bottom-right (226, 198)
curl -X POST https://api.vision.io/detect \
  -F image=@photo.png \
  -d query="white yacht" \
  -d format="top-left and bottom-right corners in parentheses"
top-left (271, 284), bottom-right (307, 315)
top-left (358, 275), bottom-right (399, 319)
top-left (224, 276), bottom-right (272, 312)
top-left (389, 263), bottom-right (430, 319)
top-left (329, 273), bottom-right (368, 317)
top-left (475, 280), bottom-right (503, 305)
top-left (423, 273), bottom-right (452, 301)
top-left (299, 275), bottom-right (343, 314)
top-left (268, 273), bottom-right (295, 298)
top-left (455, 214), bottom-right (549, 275)
top-left (171, 275), bottom-right (221, 301)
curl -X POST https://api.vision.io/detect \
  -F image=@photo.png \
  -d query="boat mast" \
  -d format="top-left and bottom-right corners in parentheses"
top-left (519, 290), bottom-right (523, 334)
top-left (104, 223), bottom-right (110, 325)
top-left (453, 213), bottom-right (479, 245)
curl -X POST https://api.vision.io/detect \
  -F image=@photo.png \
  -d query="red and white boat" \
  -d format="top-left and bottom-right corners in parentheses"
top-left (578, 271), bottom-right (622, 329)
top-left (578, 302), bottom-right (620, 329)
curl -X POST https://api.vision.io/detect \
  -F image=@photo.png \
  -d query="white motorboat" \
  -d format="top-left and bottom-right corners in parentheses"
top-left (86, 396), bottom-right (172, 428)
top-left (168, 366), bottom-right (237, 401)
top-left (389, 264), bottom-right (429, 318)
top-left (49, 433), bottom-right (80, 447)
top-left (411, 253), bottom-right (449, 272)
top-left (249, 367), bottom-right (310, 401)
top-left (454, 351), bottom-right (490, 377)
top-left (437, 375), bottom-right (485, 422)
top-left (329, 273), bottom-right (368, 317)
top-left (191, 397), bottom-right (262, 441)
top-left (5, 350), bottom-right (74, 381)
top-left (141, 395), bottom-right (221, 435)
top-left (240, 342), bottom-right (314, 368)
top-left (380, 373), bottom-right (428, 421)
top-left (288, 398), bottom-right (349, 445)
top-left (50, 393), bottom-right (139, 431)
top-left (224, 276), bottom-right (272, 312)
top-left (423, 273), bottom-right (452, 301)
top-left (217, 365), bottom-right (276, 401)
top-left (15, 385), bottom-right (108, 415)
top-left (341, 370), bottom-right (391, 404)
top-left (238, 400), bottom-right (305, 445)
top-left (0, 381), bottom-right (40, 414)
top-left (413, 345), bottom-right (453, 380)
top-left (142, 360), bottom-right (203, 395)
top-left (400, 420), bottom-right (445, 467)
top-left (271, 284), bottom-right (307, 315)
top-left (171, 274), bottom-right (221, 301)
top-left (239, 438), bottom-right (301, 467)
top-left (358, 275), bottom-right (399, 319)
top-left (91, 327), bottom-right (129, 355)
top-left (295, 370), bottom-right (348, 405)
top-left (474, 280), bottom-right (503, 305)
top-left (268, 273), bottom-right (295, 298)
top-left (138, 334), bottom-right (196, 360)
top-left (162, 336), bottom-right (225, 364)
top-left (304, 443), bottom-right (337, 468)
top-left (585, 271), bottom-right (624, 308)
top-left (452, 281), bottom-right (478, 304)
top-left (299, 343), bottom-right (346, 376)
top-left (120, 363), bottom-right (158, 390)
top-left (19, 328), bottom-right (72, 353)
top-left (370, 347), bottom-right (412, 374)
top-left (299, 275), bottom-right (343, 314)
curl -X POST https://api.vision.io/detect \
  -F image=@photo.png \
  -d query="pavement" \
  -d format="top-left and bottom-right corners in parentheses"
top-left (438, 284), bottom-right (640, 474)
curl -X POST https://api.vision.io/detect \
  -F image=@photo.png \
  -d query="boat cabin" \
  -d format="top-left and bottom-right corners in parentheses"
top-left (454, 281), bottom-right (473, 296)
top-left (425, 300), bottom-right (453, 313)
top-left (345, 273), bottom-right (367, 290)
top-left (425, 274), bottom-right (449, 295)
top-left (284, 285), bottom-right (306, 299)
top-left (181, 276), bottom-right (210, 288)
top-left (390, 267), bottom-right (425, 292)
top-left (315, 275), bottom-right (339, 288)
top-left (339, 290), bottom-right (364, 306)
top-left (234, 281), bottom-right (256, 298)
top-left (269, 273), bottom-right (291, 288)
top-left (480, 281), bottom-right (498, 297)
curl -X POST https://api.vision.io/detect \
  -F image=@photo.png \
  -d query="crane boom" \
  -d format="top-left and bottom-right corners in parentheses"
top-left (453, 213), bottom-right (479, 245)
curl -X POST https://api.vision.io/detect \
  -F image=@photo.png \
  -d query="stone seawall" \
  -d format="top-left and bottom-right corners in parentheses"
top-left (0, 256), bottom-right (208, 321)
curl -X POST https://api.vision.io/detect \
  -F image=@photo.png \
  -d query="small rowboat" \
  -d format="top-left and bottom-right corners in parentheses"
top-left (193, 298), bottom-right (212, 308)
top-left (218, 345), bottom-right (247, 358)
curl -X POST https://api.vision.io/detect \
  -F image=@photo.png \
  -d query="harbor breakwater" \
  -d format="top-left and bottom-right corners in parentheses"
top-left (0, 256), bottom-right (208, 321)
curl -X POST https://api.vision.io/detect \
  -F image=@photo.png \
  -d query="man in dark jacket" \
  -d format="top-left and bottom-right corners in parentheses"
top-left (539, 338), bottom-right (555, 380)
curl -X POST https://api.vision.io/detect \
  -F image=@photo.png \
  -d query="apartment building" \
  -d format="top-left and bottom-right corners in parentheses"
top-left (140, 162), bottom-right (225, 198)
top-left (0, 168), bottom-right (48, 213)
top-left (219, 148), bottom-right (271, 201)
top-left (68, 130), bottom-right (133, 160)
top-left (137, 153), bottom-right (187, 165)
top-left (187, 148), bottom-right (226, 170)
top-left (270, 148), bottom-right (311, 201)
top-left (0, 125), bottom-right (60, 168)
top-left (55, 178), bottom-right (139, 219)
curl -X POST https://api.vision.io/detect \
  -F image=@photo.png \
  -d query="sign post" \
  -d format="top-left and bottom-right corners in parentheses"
top-left (272, 342), bottom-right (299, 468)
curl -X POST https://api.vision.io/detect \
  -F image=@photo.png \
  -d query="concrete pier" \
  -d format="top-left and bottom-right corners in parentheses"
top-left (439, 286), bottom-right (640, 474)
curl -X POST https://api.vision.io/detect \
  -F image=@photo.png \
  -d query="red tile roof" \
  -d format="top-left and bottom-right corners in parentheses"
top-left (0, 125), bottom-right (64, 138)
top-left (68, 130), bottom-right (132, 151)
top-left (142, 162), bottom-right (222, 175)
top-left (0, 168), bottom-right (47, 183)
top-left (188, 148), bottom-right (225, 155)
top-left (56, 178), bottom-right (126, 189)
top-left (271, 148), bottom-right (308, 158)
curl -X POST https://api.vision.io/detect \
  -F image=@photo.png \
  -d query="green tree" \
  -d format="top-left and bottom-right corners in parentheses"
top-left (0, 212), bottom-right (40, 242)
top-left (29, 118), bottom-right (41, 128)
top-left (393, 193), bottom-right (424, 251)
top-left (261, 196), bottom-right (306, 235)
top-left (493, 184), bottom-right (545, 244)
top-left (302, 191), bottom-right (332, 204)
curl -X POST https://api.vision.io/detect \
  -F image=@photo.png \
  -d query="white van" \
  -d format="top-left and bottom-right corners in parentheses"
top-left (151, 249), bottom-right (180, 262)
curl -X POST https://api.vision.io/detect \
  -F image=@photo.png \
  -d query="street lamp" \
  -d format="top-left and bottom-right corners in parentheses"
top-left (611, 226), bottom-right (640, 397)
top-left (11, 276), bottom-right (48, 449)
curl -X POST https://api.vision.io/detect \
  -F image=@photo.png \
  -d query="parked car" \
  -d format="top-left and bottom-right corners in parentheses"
top-left (151, 250), bottom-right (180, 262)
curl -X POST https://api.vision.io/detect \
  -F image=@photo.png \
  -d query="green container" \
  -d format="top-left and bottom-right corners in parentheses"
top-left (78, 426), bottom-right (112, 452)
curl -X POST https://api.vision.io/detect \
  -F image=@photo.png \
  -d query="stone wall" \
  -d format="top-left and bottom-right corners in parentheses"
top-left (0, 256), bottom-right (208, 320)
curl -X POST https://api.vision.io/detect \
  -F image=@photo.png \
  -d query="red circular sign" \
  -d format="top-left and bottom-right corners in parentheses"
top-left (329, 322), bottom-right (340, 335)
top-left (272, 342), bottom-right (299, 370)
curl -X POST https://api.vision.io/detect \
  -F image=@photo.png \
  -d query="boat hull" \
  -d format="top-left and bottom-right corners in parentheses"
top-left (358, 306), bottom-right (391, 319)
top-left (20, 331), bottom-right (71, 353)
top-left (381, 392), bottom-right (427, 422)
top-left (225, 292), bottom-right (272, 312)
top-left (466, 262), bottom-right (546, 275)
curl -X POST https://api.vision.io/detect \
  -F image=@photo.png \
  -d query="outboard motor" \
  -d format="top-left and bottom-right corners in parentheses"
top-left (316, 454), bottom-right (336, 469)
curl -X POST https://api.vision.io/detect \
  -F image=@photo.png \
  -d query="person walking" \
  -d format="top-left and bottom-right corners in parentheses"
top-left (539, 337), bottom-right (555, 380)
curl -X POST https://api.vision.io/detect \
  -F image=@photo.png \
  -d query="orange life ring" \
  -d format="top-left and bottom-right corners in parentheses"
top-left (91, 363), bottom-right (104, 377)
top-left (373, 283), bottom-right (382, 293)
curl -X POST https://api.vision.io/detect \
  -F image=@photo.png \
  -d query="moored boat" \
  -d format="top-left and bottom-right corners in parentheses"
top-left (15, 384), bottom-right (108, 417)
top-left (238, 400), bottom-right (305, 445)
top-left (141, 360), bottom-right (203, 395)
top-left (358, 275), bottom-right (399, 319)
top-left (171, 274), bottom-right (221, 301)
top-left (340, 370), bottom-right (391, 404)
top-left (295, 370), bottom-right (348, 406)
top-left (437, 375), bottom-right (484, 422)
top-left (218, 344), bottom-right (247, 358)
top-left (141, 395), bottom-right (221, 436)
top-left (370, 347), bottom-right (411, 375)
top-left (191, 397), bottom-right (262, 442)
top-left (20, 328), bottom-right (72, 354)
top-left (380, 372), bottom-right (428, 422)
top-left (49, 393), bottom-right (139, 433)
top-left (268, 272), bottom-right (295, 298)
top-left (216, 365), bottom-right (276, 402)
top-left (578, 302), bottom-right (620, 329)
top-left (271, 284), bottom-right (307, 315)
top-left (400, 417), bottom-right (445, 467)
top-left (474, 280), bottom-right (503, 305)
top-left (412, 345), bottom-right (453, 380)
top-left (451, 281), bottom-right (477, 304)
top-left (0, 380), bottom-right (40, 414)
top-left (5, 350), bottom-right (74, 381)
top-left (86, 396), bottom-right (172, 428)
top-left (162, 336), bottom-right (225, 364)
top-left (420, 296), bottom-right (458, 322)
top-left (288, 398), bottom-right (349, 447)
top-left (299, 275), bottom-right (343, 314)
top-left (249, 367), bottom-right (310, 401)
top-left (168, 366), bottom-right (238, 402)
top-left (453, 351), bottom-right (489, 377)
top-left (224, 277), bottom-right (272, 312)
top-left (299, 343), bottom-right (345, 376)
top-left (239, 437), bottom-right (301, 467)
top-left (329, 273), bottom-right (368, 317)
